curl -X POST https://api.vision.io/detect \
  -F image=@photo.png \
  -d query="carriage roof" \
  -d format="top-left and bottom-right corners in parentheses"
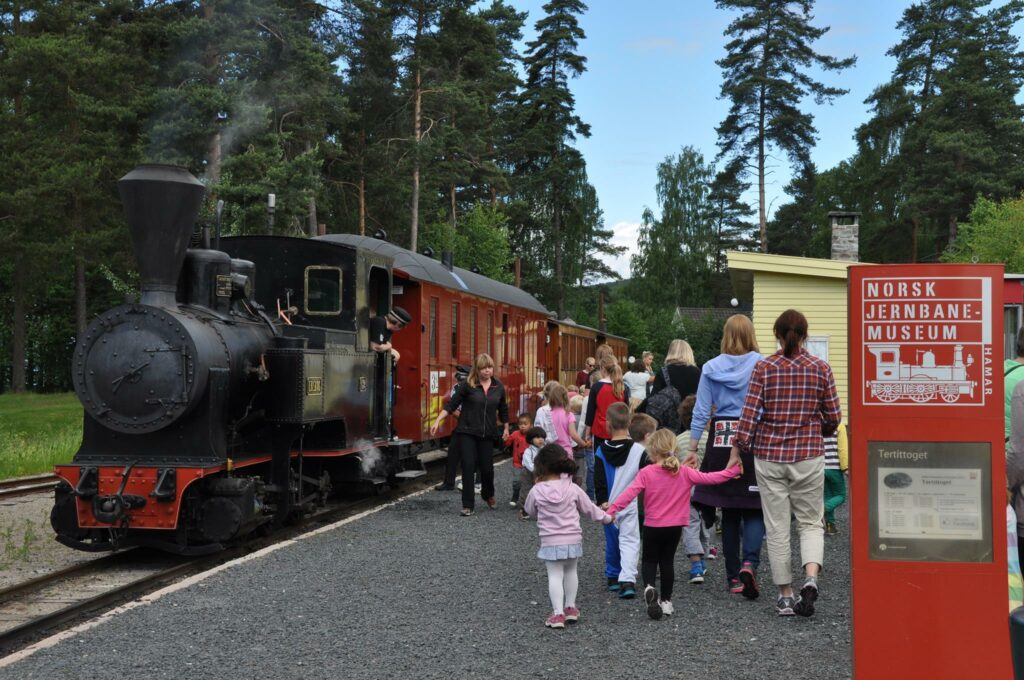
top-left (318, 234), bottom-right (550, 316)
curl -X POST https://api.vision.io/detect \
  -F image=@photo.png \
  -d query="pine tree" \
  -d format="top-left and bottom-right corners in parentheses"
top-left (854, 0), bottom-right (1024, 260)
top-left (516, 0), bottom-right (590, 318)
top-left (708, 160), bottom-right (756, 272)
top-left (714, 0), bottom-right (855, 252)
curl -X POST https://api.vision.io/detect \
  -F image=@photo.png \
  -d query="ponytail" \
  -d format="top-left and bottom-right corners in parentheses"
top-left (773, 309), bottom-right (808, 358)
top-left (599, 354), bottom-right (625, 399)
top-left (647, 429), bottom-right (681, 475)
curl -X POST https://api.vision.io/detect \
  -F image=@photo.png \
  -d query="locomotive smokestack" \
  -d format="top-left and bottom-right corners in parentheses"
top-left (118, 165), bottom-right (206, 307)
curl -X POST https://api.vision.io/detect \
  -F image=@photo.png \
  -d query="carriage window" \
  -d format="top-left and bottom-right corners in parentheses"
top-left (501, 313), bottom-right (509, 365)
top-left (451, 303), bottom-right (460, 359)
top-left (517, 317), bottom-right (525, 363)
top-left (470, 307), bottom-right (478, 359)
top-left (487, 311), bottom-right (494, 356)
top-left (304, 266), bottom-right (342, 315)
top-left (429, 298), bottom-right (438, 359)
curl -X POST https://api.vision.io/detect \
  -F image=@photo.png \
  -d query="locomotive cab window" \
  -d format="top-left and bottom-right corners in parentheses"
top-left (305, 266), bottom-right (343, 315)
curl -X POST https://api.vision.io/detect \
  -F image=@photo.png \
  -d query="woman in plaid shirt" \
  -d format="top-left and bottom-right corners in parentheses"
top-left (729, 309), bottom-right (841, 617)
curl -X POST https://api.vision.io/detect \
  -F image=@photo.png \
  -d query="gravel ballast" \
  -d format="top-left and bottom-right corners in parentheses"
top-left (0, 461), bottom-right (852, 679)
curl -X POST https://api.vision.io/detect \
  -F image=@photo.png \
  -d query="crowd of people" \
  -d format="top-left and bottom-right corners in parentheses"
top-left (435, 309), bottom-right (845, 627)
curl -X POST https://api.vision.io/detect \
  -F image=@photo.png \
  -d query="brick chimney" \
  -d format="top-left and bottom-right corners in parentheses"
top-left (829, 211), bottom-right (860, 262)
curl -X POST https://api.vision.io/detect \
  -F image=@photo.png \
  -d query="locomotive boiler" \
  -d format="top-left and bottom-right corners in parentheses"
top-left (52, 165), bottom-right (412, 554)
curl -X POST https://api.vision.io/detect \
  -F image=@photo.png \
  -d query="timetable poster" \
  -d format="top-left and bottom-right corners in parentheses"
top-left (867, 441), bottom-right (992, 563)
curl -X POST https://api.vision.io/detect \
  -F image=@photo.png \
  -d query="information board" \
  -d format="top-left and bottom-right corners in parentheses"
top-left (848, 263), bottom-right (1007, 679)
top-left (867, 440), bottom-right (992, 562)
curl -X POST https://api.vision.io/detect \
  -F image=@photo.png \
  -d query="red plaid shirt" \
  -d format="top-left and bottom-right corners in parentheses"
top-left (733, 349), bottom-right (842, 464)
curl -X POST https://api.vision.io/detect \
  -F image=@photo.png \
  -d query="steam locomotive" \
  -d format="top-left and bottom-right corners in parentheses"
top-left (52, 164), bottom-right (629, 555)
top-left (866, 343), bottom-right (976, 403)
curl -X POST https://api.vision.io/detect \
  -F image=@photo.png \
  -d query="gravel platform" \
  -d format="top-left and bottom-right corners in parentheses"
top-left (0, 462), bottom-right (852, 679)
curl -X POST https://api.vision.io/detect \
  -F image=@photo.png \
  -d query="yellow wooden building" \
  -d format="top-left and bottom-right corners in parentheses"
top-left (727, 251), bottom-right (866, 416)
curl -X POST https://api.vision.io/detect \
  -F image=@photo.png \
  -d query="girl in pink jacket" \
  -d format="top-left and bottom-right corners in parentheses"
top-left (525, 444), bottom-right (612, 629)
top-left (608, 429), bottom-right (740, 620)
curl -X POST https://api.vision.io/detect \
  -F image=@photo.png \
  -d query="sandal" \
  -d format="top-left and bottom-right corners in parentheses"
top-left (460, 508), bottom-right (474, 516)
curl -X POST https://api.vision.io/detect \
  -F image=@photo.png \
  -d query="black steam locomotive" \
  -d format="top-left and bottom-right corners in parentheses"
top-left (52, 165), bottom-right (418, 554)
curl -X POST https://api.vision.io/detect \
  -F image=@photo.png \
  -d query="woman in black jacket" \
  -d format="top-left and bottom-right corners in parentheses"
top-left (430, 353), bottom-right (509, 515)
top-left (652, 339), bottom-right (702, 400)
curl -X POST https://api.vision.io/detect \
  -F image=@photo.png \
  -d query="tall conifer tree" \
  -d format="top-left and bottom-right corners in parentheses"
top-left (714, 0), bottom-right (855, 252)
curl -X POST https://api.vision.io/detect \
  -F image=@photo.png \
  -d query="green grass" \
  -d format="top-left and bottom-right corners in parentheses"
top-left (0, 392), bottom-right (82, 480)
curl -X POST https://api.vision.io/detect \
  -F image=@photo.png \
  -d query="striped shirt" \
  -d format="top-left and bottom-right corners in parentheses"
top-left (823, 435), bottom-right (840, 470)
top-left (733, 349), bottom-right (842, 464)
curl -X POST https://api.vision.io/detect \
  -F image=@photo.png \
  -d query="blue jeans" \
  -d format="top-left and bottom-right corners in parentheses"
top-left (721, 508), bottom-right (765, 582)
top-left (584, 446), bottom-right (596, 500)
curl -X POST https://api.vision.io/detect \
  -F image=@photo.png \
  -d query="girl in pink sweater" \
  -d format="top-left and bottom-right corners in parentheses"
top-left (524, 444), bottom-right (612, 629)
top-left (608, 429), bottom-right (740, 620)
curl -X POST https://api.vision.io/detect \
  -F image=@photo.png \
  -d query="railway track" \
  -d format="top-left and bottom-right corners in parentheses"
top-left (0, 474), bottom-right (58, 501)
top-left (0, 453), bottom-right (466, 656)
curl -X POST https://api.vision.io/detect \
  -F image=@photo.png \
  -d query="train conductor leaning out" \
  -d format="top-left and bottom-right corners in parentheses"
top-left (370, 306), bottom-right (412, 362)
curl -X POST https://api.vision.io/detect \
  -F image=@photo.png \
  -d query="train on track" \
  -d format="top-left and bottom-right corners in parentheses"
top-left (51, 165), bottom-right (627, 554)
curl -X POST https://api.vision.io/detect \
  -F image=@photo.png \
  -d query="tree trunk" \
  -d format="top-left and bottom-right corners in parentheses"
top-left (449, 184), bottom-right (457, 228)
top-left (11, 259), bottom-right (27, 393)
top-left (74, 194), bottom-right (87, 337)
top-left (409, 9), bottom-right (425, 252)
top-left (358, 129), bottom-right (367, 236)
top-left (306, 141), bottom-right (317, 237)
top-left (911, 214), bottom-right (919, 263)
top-left (202, 1), bottom-right (222, 184)
top-left (757, 68), bottom-right (767, 252)
top-left (358, 174), bottom-right (366, 236)
top-left (554, 181), bottom-right (564, 319)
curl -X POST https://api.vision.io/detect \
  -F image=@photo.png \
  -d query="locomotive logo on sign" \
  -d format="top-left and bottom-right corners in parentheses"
top-left (861, 277), bottom-right (993, 406)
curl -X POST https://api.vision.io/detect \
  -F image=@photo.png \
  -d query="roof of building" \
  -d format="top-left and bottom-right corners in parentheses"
top-left (553, 317), bottom-right (629, 342)
top-left (726, 250), bottom-right (873, 304)
top-left (674, 307), bottom-right (751, 324)
top-left (317, 234), bottom-right (551, 315)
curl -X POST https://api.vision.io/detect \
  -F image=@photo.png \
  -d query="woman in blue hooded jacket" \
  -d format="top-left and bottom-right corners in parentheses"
top-left (685, 315), bottom-right (765, 598)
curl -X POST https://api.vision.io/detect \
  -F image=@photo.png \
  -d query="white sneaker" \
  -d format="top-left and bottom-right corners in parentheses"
top-left (457, 481), bottom-right (463, 490)
top-left (508, 500), bottom-right (517, 507)
top-left (474, 483), bottom-right (482, 493)
top-left (660, 600), bottom-right (674, 616)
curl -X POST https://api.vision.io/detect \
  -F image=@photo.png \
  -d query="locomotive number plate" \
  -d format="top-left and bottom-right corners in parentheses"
top-left (306, 377), bottom-right (323, 395)
top-left (215, 275), bottom-right (232, 297)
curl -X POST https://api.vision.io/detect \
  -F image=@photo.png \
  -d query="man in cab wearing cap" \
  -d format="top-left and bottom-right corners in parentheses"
top-left (370, 306), bottom-right (411, 362)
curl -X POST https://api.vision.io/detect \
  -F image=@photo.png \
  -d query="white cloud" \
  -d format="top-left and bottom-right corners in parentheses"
top-left (601, 220), bottom-right (642, 282)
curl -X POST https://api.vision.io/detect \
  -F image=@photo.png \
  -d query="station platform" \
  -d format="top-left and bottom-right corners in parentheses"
top-left (0, 460), bottom-right (852, 679)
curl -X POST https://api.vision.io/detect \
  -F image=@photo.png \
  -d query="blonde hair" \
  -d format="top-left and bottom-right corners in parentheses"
top-left (664, 339), bottom-right (695, 366)
top-left (568, 394), bottom-right (584, 414)
top-left (647, 429), bottom-right (681, 474)
top-left (467, 353), bottom-right (495, 388)
top-left (598, 354), bottom-right (625, 399)
top-left (629, 397), bottom-right (644, 414)
top-left (547, 382), bottom-right (569, 409)
top-left (720, 315), bottom-right (759, 356)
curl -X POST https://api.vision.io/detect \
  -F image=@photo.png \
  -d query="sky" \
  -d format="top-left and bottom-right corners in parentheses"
top-left (506, 1), bottom-right (952, 280)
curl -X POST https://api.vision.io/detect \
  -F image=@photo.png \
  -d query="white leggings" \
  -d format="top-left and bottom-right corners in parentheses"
top-left (545, 558), bottom-right (579, 615)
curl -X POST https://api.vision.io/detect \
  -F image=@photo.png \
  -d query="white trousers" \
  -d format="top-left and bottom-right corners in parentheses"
top-left (617, 510), bottom-right (641, 584)
top-left (754, 456), bottom-right (825, 586)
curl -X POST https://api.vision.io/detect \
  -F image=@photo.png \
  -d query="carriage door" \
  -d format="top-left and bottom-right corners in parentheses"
top-left (368, 265), bottom-right (392, 438)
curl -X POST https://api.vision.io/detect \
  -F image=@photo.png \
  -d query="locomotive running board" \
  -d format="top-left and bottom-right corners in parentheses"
top-left (394, 470), bottom-right (426, 479)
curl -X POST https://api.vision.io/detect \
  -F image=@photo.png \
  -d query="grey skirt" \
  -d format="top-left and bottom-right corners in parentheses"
top-left (538, 543), bottom-right (583, 561)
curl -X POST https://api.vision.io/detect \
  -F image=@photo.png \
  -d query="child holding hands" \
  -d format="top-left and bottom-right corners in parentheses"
top-left (524, 444), bottom-right (613, 629)
top-left (607, 428), bottom-right (741, 620)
